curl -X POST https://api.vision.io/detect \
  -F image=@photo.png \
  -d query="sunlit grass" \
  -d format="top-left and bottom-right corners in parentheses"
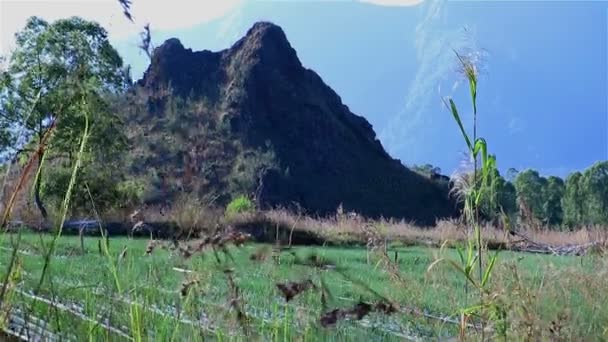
top-left (1, 232), bottom-right (606, 340)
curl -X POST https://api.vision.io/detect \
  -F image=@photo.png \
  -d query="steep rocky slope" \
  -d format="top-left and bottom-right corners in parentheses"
top-left (123, 22), bottom-right (456, 224)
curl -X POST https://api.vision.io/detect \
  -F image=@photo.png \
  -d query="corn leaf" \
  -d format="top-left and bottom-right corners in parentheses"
top-left (446, 259), bottom-right (478, 288)
top-left (446, 98), bottom-right (472, 152)
top-left (481, 251), bottom-right (499, 288)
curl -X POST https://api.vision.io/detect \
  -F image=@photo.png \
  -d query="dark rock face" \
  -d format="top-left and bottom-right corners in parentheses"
top-left (128, 22), bottom-right (457, 225)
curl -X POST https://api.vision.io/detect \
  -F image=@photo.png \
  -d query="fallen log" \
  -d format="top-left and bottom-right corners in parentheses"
top-left (507, 230), bottom-right (604, 256)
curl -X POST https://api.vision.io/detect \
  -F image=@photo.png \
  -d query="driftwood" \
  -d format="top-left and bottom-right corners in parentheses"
top-left (507, 230), bottom-right (603, 256)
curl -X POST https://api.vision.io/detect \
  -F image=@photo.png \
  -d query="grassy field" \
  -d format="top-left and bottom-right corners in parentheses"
top-left (0, 232), bottom-right (607, 340)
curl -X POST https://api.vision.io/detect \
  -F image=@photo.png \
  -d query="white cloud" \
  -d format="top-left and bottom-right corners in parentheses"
top-left (361, 0), bottom-right (424, 6)
top-left (129, 0), bottom-right (242, 31)
top-left (379, 0), bottom-right (457, 156)
top-left (379, 0), bottom-right (486, 163)
top-left (0, 0), bottom-right (241, 57)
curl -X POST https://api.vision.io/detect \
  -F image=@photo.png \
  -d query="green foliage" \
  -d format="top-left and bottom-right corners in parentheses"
top-left (505, 168), bottom-right (519, 182)
top-left (496, 176), bottom-right (517, 216)
top-left (433, 50), bottom-right (505, 338)
top-left (0, 16), bottom-right (128, 218)
top-left (543, 176), bottom-right (564, 226)
top-left (225, 195), bottom-right (254, 216)
top-left (481, 170), bottom-right (517, 221)
top-left (554, 162), bottom-right (608, 227)
top-left (562, 172), bottom-right (584, 226)
top-left (41, 165), bottom-right (144, 215)
top-left (502, 162), bottom-right (608, 228)
top-left (228, 147), bottom-right (278, 196)
top-left (1, 16), bottom-right (127, 152)
top-left (2, 234), bottom-right (607, 339)
top-left (580, 161), bottom-right (608, 225)
top-left (115, 179), bottom-right (146, 208)
top-left (514, 169), bottom-right (549, 222)
top-left (477, 161), bottom-right (608, 229)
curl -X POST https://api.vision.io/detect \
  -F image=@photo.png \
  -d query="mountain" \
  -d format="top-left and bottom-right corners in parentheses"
top-left (113, 0), bottom-right (607, 178)
top-left (122, 22), bottom-right (456, 224)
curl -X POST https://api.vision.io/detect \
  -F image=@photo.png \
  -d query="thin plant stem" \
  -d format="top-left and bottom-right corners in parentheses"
top-left (35, 93), bottom-right (90, 293)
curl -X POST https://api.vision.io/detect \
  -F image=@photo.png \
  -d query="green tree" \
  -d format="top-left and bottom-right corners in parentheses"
top-left (478, 169), bottom-right (516, 221)
top-left (562, 171), bottom-right (584, 226)
top-left (505, 168), bottom-right (519, 182)
top-left (0, 16), bottom-right (128, 218)
top-left (514, 169), bottom-right (547, 223)
top-left (580, 161), bottom-right (608, 225)
top-left (543, 176), bottom-right (564, 226)
top-left (496, 176), bottom-right (517, 217)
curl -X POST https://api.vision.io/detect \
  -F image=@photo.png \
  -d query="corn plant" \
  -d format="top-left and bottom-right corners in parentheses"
top-left (429, 50), bottom-right (506, 339)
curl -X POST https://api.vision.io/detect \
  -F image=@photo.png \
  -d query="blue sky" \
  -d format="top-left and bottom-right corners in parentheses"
top-left (1, 0), bottom-right (606, 178)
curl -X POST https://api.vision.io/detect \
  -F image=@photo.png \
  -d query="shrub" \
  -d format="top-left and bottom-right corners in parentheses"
top-left (169, 193), bottom-right (222, 237)
top-left (226, 195), bottom-right (254, 216)
top-left (115, 179), bottom-right (146, 208)
top-left (41, 166), bottom-right (144, 217)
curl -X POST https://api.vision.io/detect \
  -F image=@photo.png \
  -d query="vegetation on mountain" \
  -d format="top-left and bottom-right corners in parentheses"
top-left (118, 22), bottom-right (457, 224)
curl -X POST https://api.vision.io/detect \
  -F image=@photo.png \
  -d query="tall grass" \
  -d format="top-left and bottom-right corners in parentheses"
top-left (427, 50), bottom-right (507, 339)
top-left (0, 77), bottom-right (146, 340)
top-left (35, 93), bottom-right (90, 292)
top-left (0, 90), bottom-right (43, 322)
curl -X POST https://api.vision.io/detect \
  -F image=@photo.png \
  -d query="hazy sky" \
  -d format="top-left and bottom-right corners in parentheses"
top-left (0, 0), bottom-right (242, 56)
top-left (0, 0), bottom-right (423, 57)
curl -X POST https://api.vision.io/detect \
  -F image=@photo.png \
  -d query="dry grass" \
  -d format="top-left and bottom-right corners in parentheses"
top-left (226, 208), bottom-right (608, 249)
top-left (523, 227), bottom-right (607, 246)
top-left (9, 194), bottom-right (607, 251)
top-left (488, 255), bottom-right (608, 340)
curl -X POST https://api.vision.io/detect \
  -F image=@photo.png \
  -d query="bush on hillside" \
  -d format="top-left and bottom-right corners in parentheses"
top-left (226, 195), bottom-right (254, 216)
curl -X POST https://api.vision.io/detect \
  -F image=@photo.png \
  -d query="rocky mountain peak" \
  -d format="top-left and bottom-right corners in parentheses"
top-left (126, 21), bottom-right (457, 224)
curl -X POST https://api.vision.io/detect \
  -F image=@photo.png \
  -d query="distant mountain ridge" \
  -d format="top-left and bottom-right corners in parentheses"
top-left (123, 21), bottom-right (457, 224)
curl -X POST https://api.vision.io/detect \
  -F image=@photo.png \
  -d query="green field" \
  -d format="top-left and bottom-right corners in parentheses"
top-left (0, 232), bottom-right (606, 340)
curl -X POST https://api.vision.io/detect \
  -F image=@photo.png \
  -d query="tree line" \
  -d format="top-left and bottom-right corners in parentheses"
top-left (412, 163), bottom-right (608, 229)
top-left (486, 163), bottom-right (608, 229)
